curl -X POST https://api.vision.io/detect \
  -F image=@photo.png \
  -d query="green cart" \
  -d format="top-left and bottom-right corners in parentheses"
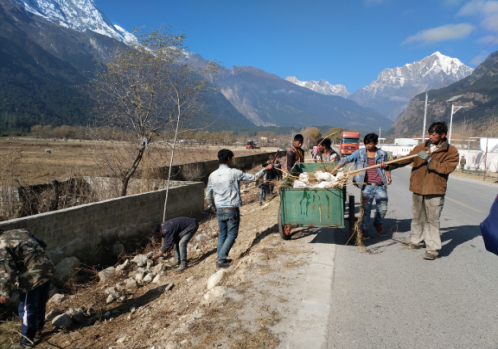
top-left (278, 163), bottom-right (355, 240)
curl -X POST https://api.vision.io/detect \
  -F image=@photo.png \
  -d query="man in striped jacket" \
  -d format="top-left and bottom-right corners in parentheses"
top-left (333, 133), bottom-right (391, 239)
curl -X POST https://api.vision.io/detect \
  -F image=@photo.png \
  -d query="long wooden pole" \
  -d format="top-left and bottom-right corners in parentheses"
top-left (348, 154), bottom-right (418, 176)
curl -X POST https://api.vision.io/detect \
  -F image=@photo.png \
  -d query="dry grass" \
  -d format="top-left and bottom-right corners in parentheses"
top-left (0, 138), bottom-right (274, 185)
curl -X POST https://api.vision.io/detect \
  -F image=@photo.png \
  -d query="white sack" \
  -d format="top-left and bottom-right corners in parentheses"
top-left (293, 180), bottom-right (307, 188)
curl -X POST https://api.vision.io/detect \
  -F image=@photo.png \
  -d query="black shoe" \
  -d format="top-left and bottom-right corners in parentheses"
top-left (259, 202), bottom-right (262, 206)
top-left (216, 261), bottom-right (231, 269)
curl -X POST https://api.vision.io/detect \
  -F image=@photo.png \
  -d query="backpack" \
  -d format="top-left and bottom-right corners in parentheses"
top-left (480, 195), bottom-right (498, 256)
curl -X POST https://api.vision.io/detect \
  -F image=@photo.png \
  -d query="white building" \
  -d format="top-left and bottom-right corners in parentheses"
top-left (480, 138), bottom-right (498, 152)
top-left (394, 138), bottom-right (419, 146)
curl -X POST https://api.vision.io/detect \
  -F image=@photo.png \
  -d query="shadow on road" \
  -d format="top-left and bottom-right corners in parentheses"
top-left (439, 225), bottom-right (482, 257)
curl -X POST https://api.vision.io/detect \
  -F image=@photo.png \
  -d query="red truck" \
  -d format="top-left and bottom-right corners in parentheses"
top-left (339, 131), bottom-right (360, 155)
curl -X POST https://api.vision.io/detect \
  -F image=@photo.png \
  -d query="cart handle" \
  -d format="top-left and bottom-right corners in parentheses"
top-left (348, 154), bottom-right (418, 176)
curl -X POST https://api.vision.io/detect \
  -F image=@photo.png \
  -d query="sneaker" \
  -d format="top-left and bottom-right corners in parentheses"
top-left (374, 223), bottom-right (383, 233)
top-left (408, 242), bottom-right (424, 250)
top-left (423, 252), bottom-right (438, 260)
top-left (11, 343), bottom-right (33, 349)
top-left (216, 261), bottom-right (231, 269)
top-left (175, 264), bottom-right (187, 272)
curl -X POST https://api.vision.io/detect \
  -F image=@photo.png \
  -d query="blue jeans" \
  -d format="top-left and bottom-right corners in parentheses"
top-left (361, 184), bottom-right (388, 233)
top-left (217, 208), bottom-right (240, 262)
top-left (175, 226), bottom-right (197, 265)
top-left (18, 281), bottom-right (51, 343)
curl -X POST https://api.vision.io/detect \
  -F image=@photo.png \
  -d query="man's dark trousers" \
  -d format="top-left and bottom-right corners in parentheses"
top-left (18, 281), bottom-right (51, 343)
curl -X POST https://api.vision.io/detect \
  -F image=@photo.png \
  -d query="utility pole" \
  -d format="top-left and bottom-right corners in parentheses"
top-left (483, 137), bottom-right (489, 182)
top-left (449, 104), bottom-right (455, 144)
top-left (423, 92), bottom-right (428, 142)
top-left (379, 127), bottom-right (382, 139)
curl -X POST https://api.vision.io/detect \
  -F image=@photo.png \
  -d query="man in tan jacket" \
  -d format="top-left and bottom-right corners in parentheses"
top-left (390, 122), bottom-right (459, 260)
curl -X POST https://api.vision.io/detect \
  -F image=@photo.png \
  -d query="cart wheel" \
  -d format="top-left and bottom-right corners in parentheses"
top-left (278, 209), bottom-right (292, 240)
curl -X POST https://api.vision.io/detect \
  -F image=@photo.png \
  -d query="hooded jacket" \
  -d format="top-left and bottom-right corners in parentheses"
top-left (389, 139), bottom-right (459, 196)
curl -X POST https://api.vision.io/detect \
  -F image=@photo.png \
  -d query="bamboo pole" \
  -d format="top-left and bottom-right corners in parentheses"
top-left (348, 154), bottom-right (418, 176)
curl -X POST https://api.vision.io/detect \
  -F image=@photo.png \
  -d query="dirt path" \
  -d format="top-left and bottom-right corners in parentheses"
top-left (2, 180), bottom-right (324, 349)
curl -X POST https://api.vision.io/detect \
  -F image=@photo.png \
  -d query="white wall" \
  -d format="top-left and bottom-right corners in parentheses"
top-left (379, 145), bottom-right (498, 172)
top-left (394, 138), bottom-right (418, 146)
top-left (379, 145), bottom-right (415, 157)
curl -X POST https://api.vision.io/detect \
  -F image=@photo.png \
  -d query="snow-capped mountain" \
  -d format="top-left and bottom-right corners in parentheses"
top-left (285, 76), bottom-right (350, 98)
top-left (11, 0), bottom-right (135, 44)
top-left (348, 52), bottom-right (474, 120)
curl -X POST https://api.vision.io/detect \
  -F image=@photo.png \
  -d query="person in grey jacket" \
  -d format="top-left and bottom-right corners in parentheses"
top-left (206, 149), bottom-right (273, 269)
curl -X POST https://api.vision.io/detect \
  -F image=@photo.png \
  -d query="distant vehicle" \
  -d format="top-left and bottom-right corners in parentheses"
top-left (340, 131), bottom-right (360, 155)
top-left (246, 140), bottom-right (256, 149)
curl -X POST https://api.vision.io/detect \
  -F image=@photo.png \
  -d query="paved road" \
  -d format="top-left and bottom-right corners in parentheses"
top-left (323, 167), bottom-right (498, 349)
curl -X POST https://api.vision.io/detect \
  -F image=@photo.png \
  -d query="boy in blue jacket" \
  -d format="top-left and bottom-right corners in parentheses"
top-left (333, 133), bottom-right (391, 238)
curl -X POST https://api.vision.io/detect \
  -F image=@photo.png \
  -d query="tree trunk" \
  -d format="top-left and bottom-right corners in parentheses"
top-left (120, 146), bottom-right (146, 197)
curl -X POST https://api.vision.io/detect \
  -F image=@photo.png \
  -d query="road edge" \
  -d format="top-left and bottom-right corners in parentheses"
top-left (285, 229), bottom-right (337, 349)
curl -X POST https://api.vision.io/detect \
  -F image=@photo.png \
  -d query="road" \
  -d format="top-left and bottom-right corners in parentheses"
top-left (325, 167), bottom-right (498, 348)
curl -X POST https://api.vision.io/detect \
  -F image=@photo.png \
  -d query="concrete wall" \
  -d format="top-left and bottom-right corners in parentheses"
top-left (0, 181), bottom-right (204, 264)
top-left (150, 150), bottom-right (286, 183)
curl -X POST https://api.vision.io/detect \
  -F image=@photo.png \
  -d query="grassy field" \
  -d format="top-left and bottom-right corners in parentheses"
top-left (0, 138), bottom-right (276, 185)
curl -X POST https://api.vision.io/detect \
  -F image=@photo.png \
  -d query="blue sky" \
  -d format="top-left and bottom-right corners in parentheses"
top-left (96, 0), bottom-right (498, 93)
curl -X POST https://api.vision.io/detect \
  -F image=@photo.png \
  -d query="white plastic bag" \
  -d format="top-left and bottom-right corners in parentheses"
top-left (315, 181), bottom-right (338, 188)
top-left (315, 171), bottom-right (337, 182)
top-left (298, 173), bottom-right (309, 183)
top-left (293, 180), bottom-right (307, 188)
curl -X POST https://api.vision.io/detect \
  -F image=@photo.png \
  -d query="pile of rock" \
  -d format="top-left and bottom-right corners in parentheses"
top-left (48, 252), bottom-right (173, 330)
top-left (98, 252), bottom-right (167, 304)
top-left (46, 294), bottom-right (99, 328)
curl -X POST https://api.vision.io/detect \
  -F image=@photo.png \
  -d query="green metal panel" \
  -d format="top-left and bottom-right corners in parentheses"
top-left (280, 163), bottom-right (345, 228)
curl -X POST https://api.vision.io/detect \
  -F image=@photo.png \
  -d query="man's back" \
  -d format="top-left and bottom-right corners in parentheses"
top-left (161, 217), bottom-right (197, 238)
top-left (0, 229), bottom-right (55, 298)
top-left (207, 165), bottom-right (256, 208)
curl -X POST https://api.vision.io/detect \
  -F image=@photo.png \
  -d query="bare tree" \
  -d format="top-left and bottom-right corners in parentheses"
top-left (92, 26), bottom-right (218, 197)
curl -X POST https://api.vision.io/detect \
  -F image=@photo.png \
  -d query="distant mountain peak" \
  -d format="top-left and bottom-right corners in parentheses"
top-left (349, 52), bottom-right (473, 120)
top-left (285, 76), bottom-right (350, 98)
top-left (11, 0), bottom-right (135, 44)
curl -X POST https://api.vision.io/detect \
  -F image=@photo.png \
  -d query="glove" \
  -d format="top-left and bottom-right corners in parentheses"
top-left (418, 150), bottom-right (431, 161)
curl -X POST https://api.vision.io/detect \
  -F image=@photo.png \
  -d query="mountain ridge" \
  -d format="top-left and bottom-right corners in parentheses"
top-left (11, 0), bottom-right (135, 43)
top-left (285, 76), bottom-right (350, 98)
top-left (349, 52), bottom-right (474, 121)
top-left (391, 50), bottom-right (498, 137)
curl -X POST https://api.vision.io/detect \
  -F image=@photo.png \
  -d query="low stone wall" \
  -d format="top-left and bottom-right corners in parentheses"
top-left (0, 181), bottom-right (204, 264)
top-left (149, 150), bottom-right (286, 183)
